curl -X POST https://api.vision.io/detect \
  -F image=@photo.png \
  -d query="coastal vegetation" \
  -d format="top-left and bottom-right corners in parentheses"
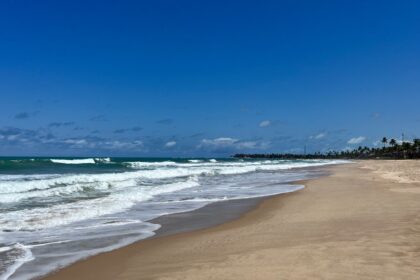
top-left (234, 138), bottom-right (420, 160)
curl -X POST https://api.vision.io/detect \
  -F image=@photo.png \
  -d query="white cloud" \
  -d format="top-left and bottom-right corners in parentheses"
top-left (347, 136), bottom-right (366, 145)
top-left (63, 139), bottom-right (87, 145)
top-left (309, 132), bottom-right (327, 140)
top-left (314, 133), bottom-right (326, 140)
top-left (236, 141), bottom-right (258, 149)
top-left (0, 126), bottom-right (147, 152)
top-left (101, 140), bottom-right (144, 150)
top-left (259, 120), bottom-right (271, 127)
top-left (165, 141), bottom-right (177, 148)
top-left (60, 138), bottom-right (144, 150)
top-left (242, 141), bottom-right (270, 149)
top-left (198, 137), bottom-right (269, 150)
top-left (200, 137), bottom-right (238, 147)
top-left (285, 147), bottom-right (304, 154)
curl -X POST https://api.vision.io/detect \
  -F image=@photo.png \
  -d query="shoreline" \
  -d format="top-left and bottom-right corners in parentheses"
top-left (44, 161), bottom-right (420, 279)
top-left (37, 167), bottom-right (325, 280)
top-left (1, 162), bottom-right (331, 280)
top-left (151, 177), bottom-right (319, 239)
top-left (151, 165), bottom-right (331, 238)
top-left (41, 190), bottom-right (305, 280)
top-left (38, 166), bottom-right (327, 280)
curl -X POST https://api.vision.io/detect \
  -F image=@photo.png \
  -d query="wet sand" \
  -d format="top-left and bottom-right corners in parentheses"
top-left (44, 161), bottom-right (420, 280)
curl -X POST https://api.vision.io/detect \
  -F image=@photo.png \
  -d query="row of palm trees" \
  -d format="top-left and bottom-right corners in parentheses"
top-left (374, 137), bottom-right (420, 159)
top-left (234, 137), bottom-right (420, 160)
top-left (333, 137), bottom-right (419, 159)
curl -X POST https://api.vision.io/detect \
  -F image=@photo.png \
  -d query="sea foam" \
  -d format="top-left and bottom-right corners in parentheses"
top-left (50, 158), bottom-right (96, 164)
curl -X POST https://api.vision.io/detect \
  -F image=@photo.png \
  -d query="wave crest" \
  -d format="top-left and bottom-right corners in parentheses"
top-left (50, 159), bottom-right (96, 164)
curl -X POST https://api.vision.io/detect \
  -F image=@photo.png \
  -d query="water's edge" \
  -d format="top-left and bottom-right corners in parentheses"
top-left (152, 187), bottom-right (299, 238)
top-left (40, 193), bottom-right (296, 280)
top-left (40, 166), bottom-right (331, 280)
top-left (152, 166), bottom-right (330, 238)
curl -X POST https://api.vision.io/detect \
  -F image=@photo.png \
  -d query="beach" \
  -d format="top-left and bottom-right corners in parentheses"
top-left (42, 160), bottom-right (420, 280)
top-left (3, 1), bottom-right (419, 279)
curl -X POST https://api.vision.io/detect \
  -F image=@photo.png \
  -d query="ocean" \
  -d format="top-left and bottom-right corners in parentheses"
top-left (0, 157), bottom-right (345, 279)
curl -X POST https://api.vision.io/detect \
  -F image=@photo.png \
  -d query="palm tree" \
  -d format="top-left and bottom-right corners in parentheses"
top-left (389, 139), bottom-right (397, 146)
top-left (381, 137), bottom-right (388, 147)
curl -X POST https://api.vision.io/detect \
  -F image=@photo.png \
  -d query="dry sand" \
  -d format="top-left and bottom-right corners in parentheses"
top-left (44, 160), bottom-right (420, 280)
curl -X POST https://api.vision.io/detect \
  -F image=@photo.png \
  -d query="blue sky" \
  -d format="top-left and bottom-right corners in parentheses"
top-left (0, 0), bottom-right (419, 156)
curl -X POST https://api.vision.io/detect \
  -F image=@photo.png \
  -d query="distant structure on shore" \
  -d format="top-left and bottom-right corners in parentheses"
top-left (234, 137), bottom-right (420, 160)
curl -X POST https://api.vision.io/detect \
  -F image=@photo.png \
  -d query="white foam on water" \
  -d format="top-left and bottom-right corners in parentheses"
top-left (0, 243), bottom-right (34, 280)
top-left (95, 158), bottom-right (111, 163)
top-left (0, 174), bottom-right (123, 195)
top-left (26, 240), bottom-right (73, 248)
top-left (0, 160), bottom-right (345, 200)
top-left (188, 159), bottom-right (203, 163)
top-left (0, 178), bottom-right (200, 231)
top-left (0, 178), bottom-right (138, 203)
top-left (50, 159), bottom-right (96, 164)
top-left (126, 161), bottom-right (178, 168)
top-left (45, 225), bottom-right (158, 276)
top-left (6, 222), bottom-right (161, 280)
top-left (0, 174), bottom-right (59, 182)
top-left (0, 246), bottom-right (12, 253)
